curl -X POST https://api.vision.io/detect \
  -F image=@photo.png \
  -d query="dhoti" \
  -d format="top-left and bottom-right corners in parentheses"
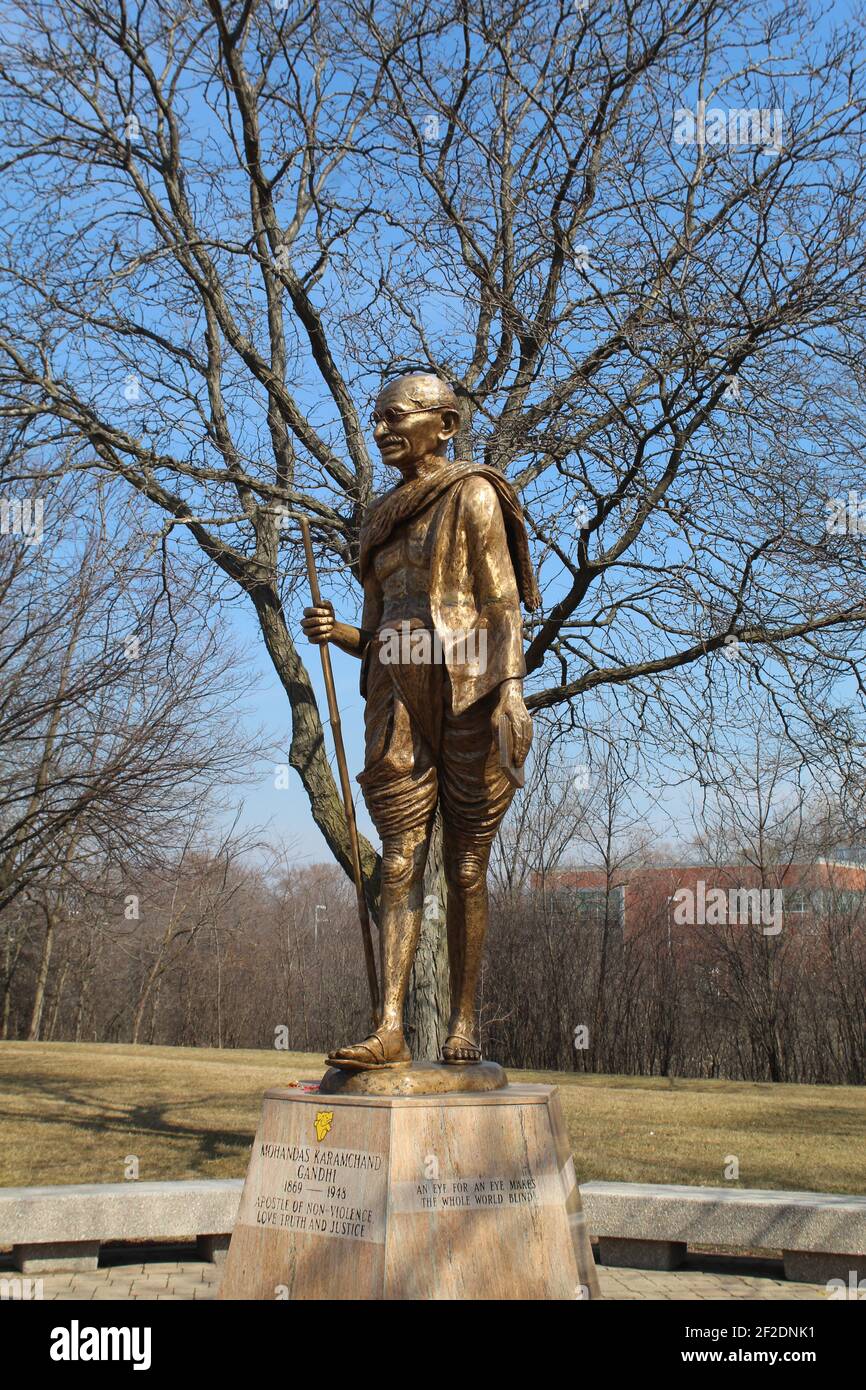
top-left (357, 627), bottom-right (514, 844)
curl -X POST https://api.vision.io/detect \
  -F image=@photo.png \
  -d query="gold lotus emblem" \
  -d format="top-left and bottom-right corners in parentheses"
top-left (314, 1110), bottom-right (334, 1143)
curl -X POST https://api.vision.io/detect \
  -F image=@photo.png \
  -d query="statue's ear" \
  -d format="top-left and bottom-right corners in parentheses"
top-left (439, 408), bottom-right (460, 441)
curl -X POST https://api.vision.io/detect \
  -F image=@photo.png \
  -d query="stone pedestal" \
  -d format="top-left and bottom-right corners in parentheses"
top-left (219, 1082), bottom-right (599, 1301)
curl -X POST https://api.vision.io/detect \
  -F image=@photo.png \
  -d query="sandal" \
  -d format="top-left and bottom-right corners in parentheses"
top-left (326, 1031), bottom-right (411, 1073)
top-left (441, 1033), bottom-right (482, 1065)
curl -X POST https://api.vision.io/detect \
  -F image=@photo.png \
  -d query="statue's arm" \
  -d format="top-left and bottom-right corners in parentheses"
top-left (463, 478), bottom-right (532, 764)
top-left (301, 572), bottom-right (382, 660)
top-left (463, 477), bottom-right (524, 665)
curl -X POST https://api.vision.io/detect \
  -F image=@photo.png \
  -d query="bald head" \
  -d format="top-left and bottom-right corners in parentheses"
top-left (378, 372), bottom-right (460, 414)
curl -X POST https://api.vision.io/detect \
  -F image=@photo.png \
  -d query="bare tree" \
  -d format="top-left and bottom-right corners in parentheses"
top-left (0, 469), bottom-right (267, 1035)
top-left (682, 721), bottom-right (866, 1082)
top-left (0, 474), bottom-right (262, 915)
top-left (2, 1), bottom-right (866, 1045)
top-left (124, 815), bottom-right (259, 1044)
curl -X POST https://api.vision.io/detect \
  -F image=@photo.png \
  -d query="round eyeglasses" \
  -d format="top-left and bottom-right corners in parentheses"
top-left (369, 406), bottom-right (438, 428)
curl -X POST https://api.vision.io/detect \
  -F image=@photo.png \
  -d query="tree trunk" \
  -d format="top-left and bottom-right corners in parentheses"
top-left (404, 815), bottom-right (450, 1059)
top-left (28, 909), bottom-right (55, 1040)
top-left (251, 588), bottom-right (381, 899)
top-left (0, 923), bottom-right (22, 1040)
top-left (132, 955), bottom-right (163, 1044)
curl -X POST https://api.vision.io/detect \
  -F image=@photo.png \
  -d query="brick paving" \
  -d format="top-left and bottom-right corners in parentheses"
top-left (1, 1252), bottom-right (835, 1300)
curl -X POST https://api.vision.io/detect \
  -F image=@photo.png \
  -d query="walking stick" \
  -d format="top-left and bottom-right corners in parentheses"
top-left (299, 517), bottom-right (381, 1025)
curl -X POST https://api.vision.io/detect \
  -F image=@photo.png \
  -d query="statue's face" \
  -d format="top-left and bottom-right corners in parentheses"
top-left (372, 380), bottom-right (457, 472)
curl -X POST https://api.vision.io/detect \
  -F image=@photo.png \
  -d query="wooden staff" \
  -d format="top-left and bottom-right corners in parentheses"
top-left (299, 517), bottom-right (380, 1024)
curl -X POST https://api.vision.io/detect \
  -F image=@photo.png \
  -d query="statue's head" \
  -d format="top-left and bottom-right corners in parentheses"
top-left (371, 372), bottom-right (460, 473)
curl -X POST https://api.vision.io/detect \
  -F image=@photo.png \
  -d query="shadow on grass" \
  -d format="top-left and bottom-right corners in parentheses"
top-left (0, 1069), bottom-right (254, 1166)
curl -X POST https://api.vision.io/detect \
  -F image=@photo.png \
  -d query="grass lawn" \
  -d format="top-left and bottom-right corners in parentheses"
top-left (0, 1041), bottom-right (863, 1194)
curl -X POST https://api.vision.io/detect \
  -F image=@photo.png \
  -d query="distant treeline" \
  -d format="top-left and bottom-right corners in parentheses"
top-left (3, 850), bottom-right (864, 1086)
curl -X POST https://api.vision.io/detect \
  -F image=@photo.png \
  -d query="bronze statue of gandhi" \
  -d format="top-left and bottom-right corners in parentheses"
top-left (302, 373), bottom-right (538, 1070)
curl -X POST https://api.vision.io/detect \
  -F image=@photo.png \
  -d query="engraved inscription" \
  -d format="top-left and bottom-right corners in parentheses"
top-left (252, 1143), bottom-right (386, 1242)
top-left (407, 1173), bottom-right (539, 1211)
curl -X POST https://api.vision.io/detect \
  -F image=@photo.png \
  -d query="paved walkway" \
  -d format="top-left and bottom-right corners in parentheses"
top-left (6, 1253), bottom-right (833, 1301)
top-left (599, 1264), bottom-right (829, 1301)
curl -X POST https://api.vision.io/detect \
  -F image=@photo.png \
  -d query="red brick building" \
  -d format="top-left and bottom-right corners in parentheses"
top-left (547, 859), bottom-right (866, 944)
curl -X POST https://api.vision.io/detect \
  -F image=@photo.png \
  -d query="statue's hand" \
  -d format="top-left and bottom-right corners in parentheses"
top-left (302, 601), bottom-right (335, 644)
top-left (491, 679), bottom-right (532, 768)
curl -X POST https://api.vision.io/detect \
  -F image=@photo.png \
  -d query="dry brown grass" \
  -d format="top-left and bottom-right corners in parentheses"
top-left (1, 1042), bottom-right (863, 1193)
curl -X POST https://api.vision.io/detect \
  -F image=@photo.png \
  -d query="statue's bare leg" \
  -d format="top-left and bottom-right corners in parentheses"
top-left (327, 823), bottom-right (430, 1070)
top-left (441, 831), bottom-right (491, 1064)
